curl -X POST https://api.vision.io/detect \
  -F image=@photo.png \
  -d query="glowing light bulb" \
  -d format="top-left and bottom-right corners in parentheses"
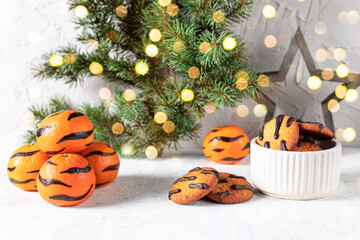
top-left (223, 37), bottom-right (236, 50)
top-left (123, 89), bottom-right (136, 101)
top-left (236, 78), bottom-right (248, 90)
top-left (64, 53), bottom-right (76, 64)
top-left (307, 76), bottom-right (321, 90)
top-left (163, 121), bottom-right (175, 133)
top-left (204, 102), bottom-right (216, 113)
top-left (345, 89), bottom-right (358, 102)
top-left (167, 4), bottom-right (179, 16)
top-left (334, 48), bottom-right (346, 61)
top-left (145, 44), bottom-right (159, 57)
top-left (338, 11), bottom-right (348, 24)
top-left (145, 146), bottom-right (158, 159)
top-left (112, 122), bottom-right (124, 135)
top-left (262, 5), bottom-right (276, 19)
top-left (315, 48), bottom-right (327, 62)
top-left (116, 5), bottom-right (128, 17)
top-left (181, 89), bottom-right (194, 102)
top-left (257, 74), bottom-right (270, 87)
top-left (49, 55), bottom-right (63, 67)
top-left (322, 68), bottom-right (334, 80)
top-left (335, 85), bottom-right (347, 99)
top-left (336, 64), bottom-right (349, 78)
top-left (264, 35), bottom-right (277, 48)
top-left (121, 143), bottom-right (134, 156)
top-left (315, 21), bottom-right (327, 35)
top-left (188, 67), bottom-right (200, 79)
top-left (158, 0), bottom-right (171, 7)
top-left (89, 62), bottom-right (103, 74)
top-left (74, 5), bottom-right (88, 19)
top-left (213, 10), bottom-right (225, 23)
top-left (99, 87), bottom-right (111, 100)
top-left (87, 39), bottom-right (99, 50)
top-left (135, 62), bottom-right (149, 75)
top-left (237, 105), bottom-right (249, 117)
top-left (347, 10), bottom-right (359, 25)
top-left (343, 128), bottom-right (356, 142)
top-left (199, 42), bottom-right (211, 54)
top-left (328, 99), bottom-right (340, 113)
top-left (149, 29), bottom-right (162, 42)
top-left (254, 104), bottom-right (267, 117)
top-left (154, 111), bottom-right (168, 124)
top-left (173, 41), bottom-right (185, 53)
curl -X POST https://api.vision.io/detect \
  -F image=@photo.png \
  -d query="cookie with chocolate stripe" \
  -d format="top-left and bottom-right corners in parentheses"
top-left (298, 122), bottom-right (334, 140)
top-left (294, 141), bottom-right (322, 152)
top-left (257, 115), bottom-right (299, 151)
top-left (169, 167), bottom-right (220, 205)
top-left (207, 172), bottom-right (255, 204)
top-left (298, 133), bottom-right (315, 143)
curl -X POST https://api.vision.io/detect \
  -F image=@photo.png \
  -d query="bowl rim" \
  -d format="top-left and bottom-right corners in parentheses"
top-left (250, 137), bottom-right (341, 154)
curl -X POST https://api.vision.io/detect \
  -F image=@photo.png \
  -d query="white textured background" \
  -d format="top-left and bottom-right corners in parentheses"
top-left (1, 0), bottom-right (360, 155)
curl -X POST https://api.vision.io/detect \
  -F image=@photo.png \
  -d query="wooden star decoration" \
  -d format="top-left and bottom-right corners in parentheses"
top-left (255, 27), bottom-right (360, 131)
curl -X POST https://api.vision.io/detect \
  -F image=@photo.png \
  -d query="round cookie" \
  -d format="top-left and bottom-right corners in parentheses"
top-left (294, 141), bottom-right (322, 152)
top-left (299, 133), bottom-right (315, 143)
top-left (207, 172), bottom-right (255, 204)
top-left (169, 167), bottom-right (220, 205)
top-left (298, 122), bottom-right (334, 140)
top-left (257, 115), bottom-right (299, 151)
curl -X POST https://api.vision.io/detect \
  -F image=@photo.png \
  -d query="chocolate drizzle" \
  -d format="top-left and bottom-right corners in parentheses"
top-left (95, 181), bottom-right (110, 188)
top-left (201, 170), bottom-right (220, 180)
top-left (56, 129), bottom-right (94, 144)
top-left (219, 156), bottom-right (245, 162)
top-left (27, 170), bottom-right (39, 174)
top-left (259, 125), bottom-right (265, 141)
top-left (189, 183), bottom-right (209, 189)
top-left (60, 164), bottom-right (92, 174)
top-left (49, 184), bottom-right (93, 201)
top-left (173, 176), bottom-right (196, 184)
top-left (218, 179), bottom-right (229, 183)
top-left (274, 115), bottom-right (285, 139)
top-left (37, 125), bottom-right (56, 137)
top-left (228, 174), bottom-right (246, 180)
top-left (7, 166), bottom-right (16, 172)
top-left (280, 140), bottom-right (288, 151)
top-left (264, 141), bottom-right (270, 148)
top-left (212, 148), bottom-right (224, 152)
top-left (168, 189), bottom-right (181, 199)
top-left (11, 150), bottom-right (39, 159)
top-left (297, 142), bottom-right (303, 147)
top-left (46, 148), bottom-right (65, 155)
top-left (102, 163), bottom-right (120, 172)
top-left (38, 174), bottom-right (71, 187)
top-left (67, 112), bottom-right (84, 121)
top-left (9, 178), bottom-right (35, 184)
top-left (241, 142), bottom-right (250, 151)
top-left (189, 167), bottom-right (201, 172)
top-left (208, 135), bottom-right (244, 143)
top-left (215, 190), bottom-right (231, 201)
top-left (84, 151), bottom-right (116, 158)
top-left (304, 121), bottom-right (324, 132)
top-left (230, 184), bottom-right (256, 194)
top-left (286, 117), bottom-right (296, 127)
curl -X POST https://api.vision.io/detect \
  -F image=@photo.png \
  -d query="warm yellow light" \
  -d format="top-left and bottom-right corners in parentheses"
top-left (167, 4), bottom-right (179, 16)
top-left (257, 74), bottom-right (270, 87)
top-left (254, 104), bottom-right (267, 117)
top-left (314, 21), bottom-right (327, 35)
top-left (99, 87), bottom-right (111, 100)
top-left (123, 89), bottom-right (136, 102)
top-left (335, 85), bottom-right (347, 99)
top-left (112, 122), bottom-right (124, 135)
top-left (236, 78), bottom-right (248, 90)
top-left (163, 121), bottom-right (175, 133)
top-left (49, 55), bottom-right (63, 67)
top-left (307, 76), bottom-right (321, 90)
top-left (145, 146), bottom-right (158, 159)
top-left (204, 102), bottom-right (216, 113)
top-left (338, 11), bottom-right (348, 24)
top-left (87, 39), bottom-right (99, 50)
top-left (64, 53), bottom-right (76, 64)
top-left (149, 29), bottom-right (162, 42)
top-left (347, 10), bottom-right (359, 25)
top-left (181, 89), bottom-right (194, 102)
top-left (173, 41), bottom-right (185, 53)
top-left (237, 105), bottom-right (249, 117)
top-left (74, 5), bottom-right (88, 19)
top-left (188, 67), bottom-right (200, 79)
top-left (135, 62), bottom-right (149, 75)
top-left (336, 64), bottom-right (349, 78)
top-left (199, 42), bottom-right (211, 54)
top-left (158, 0), bottom-right (171, 7)
top-left (322, 68), bottom-right (334, 80)
top-left (154, 111), bottom-right (168, 124)
top-left (116, 5), bottom-right (128, 17)
top-left (121, 143), bottom-right (134, 156)
top-left (145, 44), bottom-right (159, 57)
top-left (315, 48), bottom-right (327, 62)
top-left (334, 48), bottom-right (346, 61)
top-left (345, 89), bottom-right (358, 102)
top-left (264, 35), bottom-right (277, 48)
top-left (343, 128), bottom-right (356, 142)
top-left (328, 99), bottom-right (340, 113)
top-left (335, 129), bottom-right (344, 141)
top-left (213, 10), bottom-right (225, 23)
top-left (262, 5), bottom-right (276, 19)
top-left (89, 62), bottom-right (103, 74)
top-left (223, 37), bottom-right (236, 50)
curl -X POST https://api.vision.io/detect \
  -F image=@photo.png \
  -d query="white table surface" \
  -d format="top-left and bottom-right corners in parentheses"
top-left (1, 147), bottom-right (360, 240)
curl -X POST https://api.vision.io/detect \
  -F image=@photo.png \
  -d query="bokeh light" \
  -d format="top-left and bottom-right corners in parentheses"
top-left (135, 61), bottom-right (149, 75)
top-left (87, 39), bottom-right (99, 50)
top-left (199, 42), bottom-right (211, 54)
top-left (223, 37), bottom-right (237, 50)
top-left (154, 111), bottom-right (168, 124)
top-left (121, 143), bottom-right (134, 156)
top-left (89, 62), bottom-right (103, 74)
top-left (322, 68), bottom-right (334, 80)
top-left (328, 99), bottom-right (340, 113)
top-left (335, 129), bottom-right (344, 141)
top-left (181, 89), bottom-right (194, 102)
top-left (236, 77), bottom-right (248, 90)
top-left (335, 85), bottom-right (347, 99)
top-left (254, 104), bottom-right (267, 117)
top-left (213, 10), bottom-right (225, 23)
top-left (314, 21), bottom-right (327, 35)
top-left (158, 0), bottom-right (171, 7)
top-left (204, 102), bottom-right (216, 113)
top-left (237, 105), bottom-right (249, 117)
top-left (315, 48), bottom-right (327, 62)
top-left (163, 121), bottom-right (175, 133)
top-left (116, 5), bottom-right (128, 17)
top-left (99, 87), bottom-right (111, 100)
top-left (64, 53), bottom-right (76, 64)
top-left (338, 11), bottom-right (348, 24)
top-left (347, 10), bottom-right (359, 25)
top-left (167, 4), bottom-right (179, 16)
top-left (145, 44), bottom-right (159, 57)
top-left (74, 5), bottom-right (88, 19)
top-left (334, 48), bottom-right (346, 61)
top-left (307, 76), bottom-right (321, 90)
top-left (149, 29), bottom-right (162, 42)
top-left (343, 128), bottom-right (356, 142)
top-left (123, 89), bottom-right (136, 101)
top-left (112, 122), bottom-right (124, 135)
top-left (173, 41), bottom-right (185, 53)
top-left (257, 74), bottom-right (270, 87)
top-left (344, 89), bottom-right (358, 102)
top-left (264, 35), bottom-right (277, 48)
top-left (49, 55), bottom-right (63, 67)
top-left (336, 64), bottom-right (349, 78)
top-left (145, 146), bottom-right (158, 159)
top-left (262, 5), bottom-right (276, 19)
top-left (188, 67), bottom-right (200, 79)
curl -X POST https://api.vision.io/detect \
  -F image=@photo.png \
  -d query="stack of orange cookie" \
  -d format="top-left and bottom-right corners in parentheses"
top-left (256, 114), bottom-right (334, 151)
top-left (7, 110), bottom-right (120, 207)
top-left (169, 167), bottom-right (256, 204)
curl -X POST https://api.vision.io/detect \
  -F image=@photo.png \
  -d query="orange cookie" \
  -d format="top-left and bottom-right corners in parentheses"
top-left (294, 141), bottom-right (322, 152)
top-left (169, 167), bottom-right (220, 205)
top-left (7, 143), bottom-right (49, 191)
top-left (36, 110), bottom-right (94, 155)
top-left (298, 122), bottom-right (334, 140)
top-left (202, 126), bottom-right (250, 164)
top-left (257, 115), bottom-right (299, 151)
top-left (299, 133), bottom-right (315, 143)
top-left (79, 141), bottom-right (120, 188)
top-left (207, 172), bottom-right (255, 204)
top-left (37, 154), bottom-right (95, 207)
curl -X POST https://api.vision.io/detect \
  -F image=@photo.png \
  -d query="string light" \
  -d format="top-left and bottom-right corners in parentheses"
top-left (154, 111), bottom-right (168, 124)
top-left (74, 5), bottom-right (88, 19)
top-left (257, 74), bottom-right (270, 87)
top-left (236, 77), bottom-right (248, 90)
top-left (167, 4), bottom-right (179, 16)
top-left (64, 53), bottom-right (76, 64)
top-left (188, 67), bottom-right (200, 79)
top-left (149, 29), bottom-right (162, 42)
top-left (204, 102), bottom-right (216, 113)
top-left (237, 105), bottom-right (249, 117)
top-left (343, 128), bottom-right (356, 142)
top-left (344, 89), bottom-right (358, 102)
top-left (99, 87), bottom-right (111, 100)
top-left (87, 39), bottom-right (99, 50)
top-left (89, 62), bottom-right (103, 74)
top-left (328, 99), bottom-right (340, 113)
top-left (116, 5), bottom-right (128, 18)
top-left (314, 21), bottom-right (327, 35)
top-left (123, 89), bottom-right (136, 101)
top-left (335, 129), bottom-right (344, 141)
top-left (135, 61), bottom-right (149, 75)
top-left (163, 121), bottom-right (175, 133)
top-left (213, 10), bottom-right (225, 23)
top-left (334, 48), bottom-right (346, 61)
top-left (338, 11), bottom-right (348, 24)
top-left (199, 42), bottom-right (211, 54)
top-left (145, 146), bottom-right (158, 159)
top-left (315, 48), bottom-right (327, 62)
top-left (121, 143), bottom-right (134, 156)
top-left (336, 64), bottom-right (349, 78)
top-left (307, 76), bottom-right (321, 90)
top-left (158, 0), bottom-right (171, 7)
top-left (223, 37), bottom-right (236, 50)
top-left (322, 68), bottom-right (334, 80)
top-left (112, 122), bottom-right (124, 135)
top-left (49, 55), bottom-right (63, 67)
top-left (262, 5), bottom-right (276, 19)
top-left (347, 10), bottom-right (359, 25)
top-left (173, 41), bottom-right (185, 53)
top-left (254, 104), bottom-right (267, 117)
top-left (145, 44), bottom-right (159, 57)
top-left (264, 35), bottom-right (277, 48)
top-left (181, 89), bottom-right (194, 102)
top-left (335, 85), bottom-right (347, 99)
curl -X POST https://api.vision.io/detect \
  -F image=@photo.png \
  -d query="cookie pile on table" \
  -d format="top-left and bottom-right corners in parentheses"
top-left (7, 110), bottom-right (120, 207)
top-left (169, 167), bottom-right (256, 205)
top-left (256, 114), bottom-right (334, 151)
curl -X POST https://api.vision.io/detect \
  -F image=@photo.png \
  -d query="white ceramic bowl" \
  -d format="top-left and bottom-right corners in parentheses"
top-left (250, 138), bottom-right (341, 200)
